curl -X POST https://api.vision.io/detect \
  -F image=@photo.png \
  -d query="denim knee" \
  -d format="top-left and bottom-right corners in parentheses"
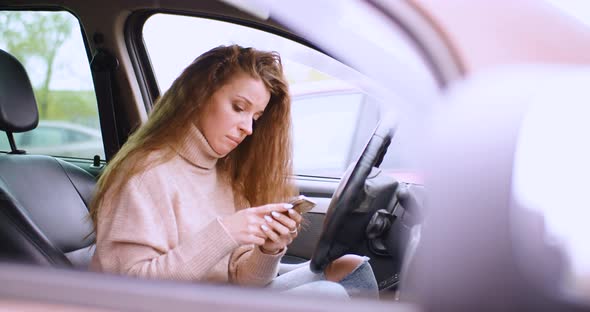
top-left (339, 259), bottom-right (379, 299)
top-left (284, 280), bottom-right (349, 300)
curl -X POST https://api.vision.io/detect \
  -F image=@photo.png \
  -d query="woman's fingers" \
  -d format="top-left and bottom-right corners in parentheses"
top-left (249, 234), bottom-right (266, 246)
top-left (227, 203), bottom-right (301, 246)
top-left (250, 203), bottom-right (301, 226)
top-left (264, 215), bottom-right (290, 236)
top-left (270, 211), bottom-right (297, 230)
top-left (248, 224), bottom-right (266, 238)
top-left (251, 203), bottom-right (293, 215)
top-left (286, 209), bottom-right (302, 224)
top-left (261, 224), bottom-right (281, 243)
top-left (245, 203), bottom-right (303, 247)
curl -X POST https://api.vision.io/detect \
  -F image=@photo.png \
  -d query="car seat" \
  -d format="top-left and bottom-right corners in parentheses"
top-left (0, 48), bottom-right (96, 268)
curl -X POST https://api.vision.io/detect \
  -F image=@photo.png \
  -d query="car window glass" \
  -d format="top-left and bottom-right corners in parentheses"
top-left (0, 10), bottom-right (104, 159)
top-left (143, 14), bottom-right (422, 179)
top-left (23, 127), bottom-right (64, 147)
top-left (67, 129), bottom-right (92, 143)
top-left (292, 92), bottom-right (364, 176)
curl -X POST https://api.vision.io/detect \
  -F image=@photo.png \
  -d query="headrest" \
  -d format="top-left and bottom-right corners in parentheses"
top-left (0, 49), bottom-right (39, 133)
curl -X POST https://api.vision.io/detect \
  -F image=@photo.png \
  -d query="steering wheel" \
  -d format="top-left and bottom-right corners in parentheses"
top-left (310, 117), bottom-right (396, 273)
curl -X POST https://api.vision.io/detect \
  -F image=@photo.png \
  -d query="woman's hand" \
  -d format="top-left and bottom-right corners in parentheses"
top-left (260, 208), bottom-right (303, 254)
top-left (220, 203), bottom-right (292, 246)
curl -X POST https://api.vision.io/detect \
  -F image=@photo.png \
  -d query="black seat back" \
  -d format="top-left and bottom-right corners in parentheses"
top-left (0, 49), bottom-right (96, 268)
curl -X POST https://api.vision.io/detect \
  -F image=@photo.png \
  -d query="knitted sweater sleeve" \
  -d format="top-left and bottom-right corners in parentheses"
top-left (227, 244), bottom-right (286, 286)
top-left (94, 172), bottom-right (238, 281)
top-left (225, 193), bottom-right (286, 286)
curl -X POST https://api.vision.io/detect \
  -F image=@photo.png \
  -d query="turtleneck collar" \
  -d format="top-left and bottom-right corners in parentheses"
top-left (171, 123), bottom-right (223, 170)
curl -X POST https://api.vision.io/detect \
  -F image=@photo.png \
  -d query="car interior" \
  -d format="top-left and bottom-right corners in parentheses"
top-left (1, 0), bottom-right (590, 311)
top-left (0, 49), bottom-right (96, 268)
top-left (0, 43), bottom-right (420, 286)
top-left (0, 0), bottom-right (416, 296)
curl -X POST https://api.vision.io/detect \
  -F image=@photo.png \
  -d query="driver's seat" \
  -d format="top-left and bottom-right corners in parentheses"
top-left (0, 49), bottom-right (96, 268)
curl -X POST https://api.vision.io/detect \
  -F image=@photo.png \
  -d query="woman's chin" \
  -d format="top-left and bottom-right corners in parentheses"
top-left (213, 144), bottom-right (234, 157)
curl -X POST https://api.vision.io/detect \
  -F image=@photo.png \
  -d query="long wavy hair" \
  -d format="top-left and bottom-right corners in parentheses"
top-left (89, 45), bottom-right (295, 232)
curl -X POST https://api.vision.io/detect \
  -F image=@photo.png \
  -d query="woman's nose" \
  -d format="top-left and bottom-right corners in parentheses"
top-left (239, 116), bottom-right (253, 135)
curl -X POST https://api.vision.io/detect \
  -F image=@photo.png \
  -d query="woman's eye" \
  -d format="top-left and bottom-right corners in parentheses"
top-left (232, 104), bottom-right (244, 112)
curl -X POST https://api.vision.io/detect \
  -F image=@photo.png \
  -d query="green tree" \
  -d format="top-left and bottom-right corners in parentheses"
top-left (0, 11), bottom-right (73, 118)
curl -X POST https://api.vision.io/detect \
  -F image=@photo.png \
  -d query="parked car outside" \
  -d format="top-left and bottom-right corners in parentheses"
top-left (0, 120), bottom-right (104, 159)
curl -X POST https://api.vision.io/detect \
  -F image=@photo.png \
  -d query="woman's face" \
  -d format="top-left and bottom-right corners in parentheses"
top-left (198, 72), bottom-right (270, 156)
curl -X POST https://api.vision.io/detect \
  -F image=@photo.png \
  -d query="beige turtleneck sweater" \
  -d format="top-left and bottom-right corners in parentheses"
top-left (90, 124), bottom-right (285, 286)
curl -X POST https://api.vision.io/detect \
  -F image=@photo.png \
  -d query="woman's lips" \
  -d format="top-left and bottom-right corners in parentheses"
top-left (227, 136), bottom-right (241, 145)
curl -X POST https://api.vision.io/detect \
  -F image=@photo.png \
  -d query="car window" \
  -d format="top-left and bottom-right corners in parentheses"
top-left (0, 10), bottom-right (104, 159)
top-left (292, 92), bottom-right (365, 176)
top-left (20, 127), bottom-right (64, 147)
top-left (66, 129), bottom-right (92, 143)
top-left (142, 14), bottom-right (421, 179)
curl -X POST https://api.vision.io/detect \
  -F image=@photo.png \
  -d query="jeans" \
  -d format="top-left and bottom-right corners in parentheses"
top-left (267, 257), bottom-right (379, 299)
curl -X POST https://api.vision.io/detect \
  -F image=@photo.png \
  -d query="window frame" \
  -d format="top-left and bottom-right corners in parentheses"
top-left (125, 9), bottom-right (338, 113)
top-left (124, 10), bottom-right (372, 180)
top-left (128, 10), bottom-right (413, 179)
top-left (124, 9), bottom-right (434, 180)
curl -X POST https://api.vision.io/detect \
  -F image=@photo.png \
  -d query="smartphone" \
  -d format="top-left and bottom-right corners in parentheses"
top-left (289, 195), bottom-right (317, 214)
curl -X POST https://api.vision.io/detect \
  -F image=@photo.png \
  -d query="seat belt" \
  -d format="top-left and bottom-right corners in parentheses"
top-left (90, 48), bottom-right (120, 161)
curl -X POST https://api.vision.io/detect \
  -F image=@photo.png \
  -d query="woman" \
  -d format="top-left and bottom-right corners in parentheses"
top-left (90, 45), bottom-right (378, 298)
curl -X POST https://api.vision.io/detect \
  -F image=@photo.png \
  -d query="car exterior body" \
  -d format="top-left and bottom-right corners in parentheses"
top-left (12, 121), bottom-right (103, 158)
